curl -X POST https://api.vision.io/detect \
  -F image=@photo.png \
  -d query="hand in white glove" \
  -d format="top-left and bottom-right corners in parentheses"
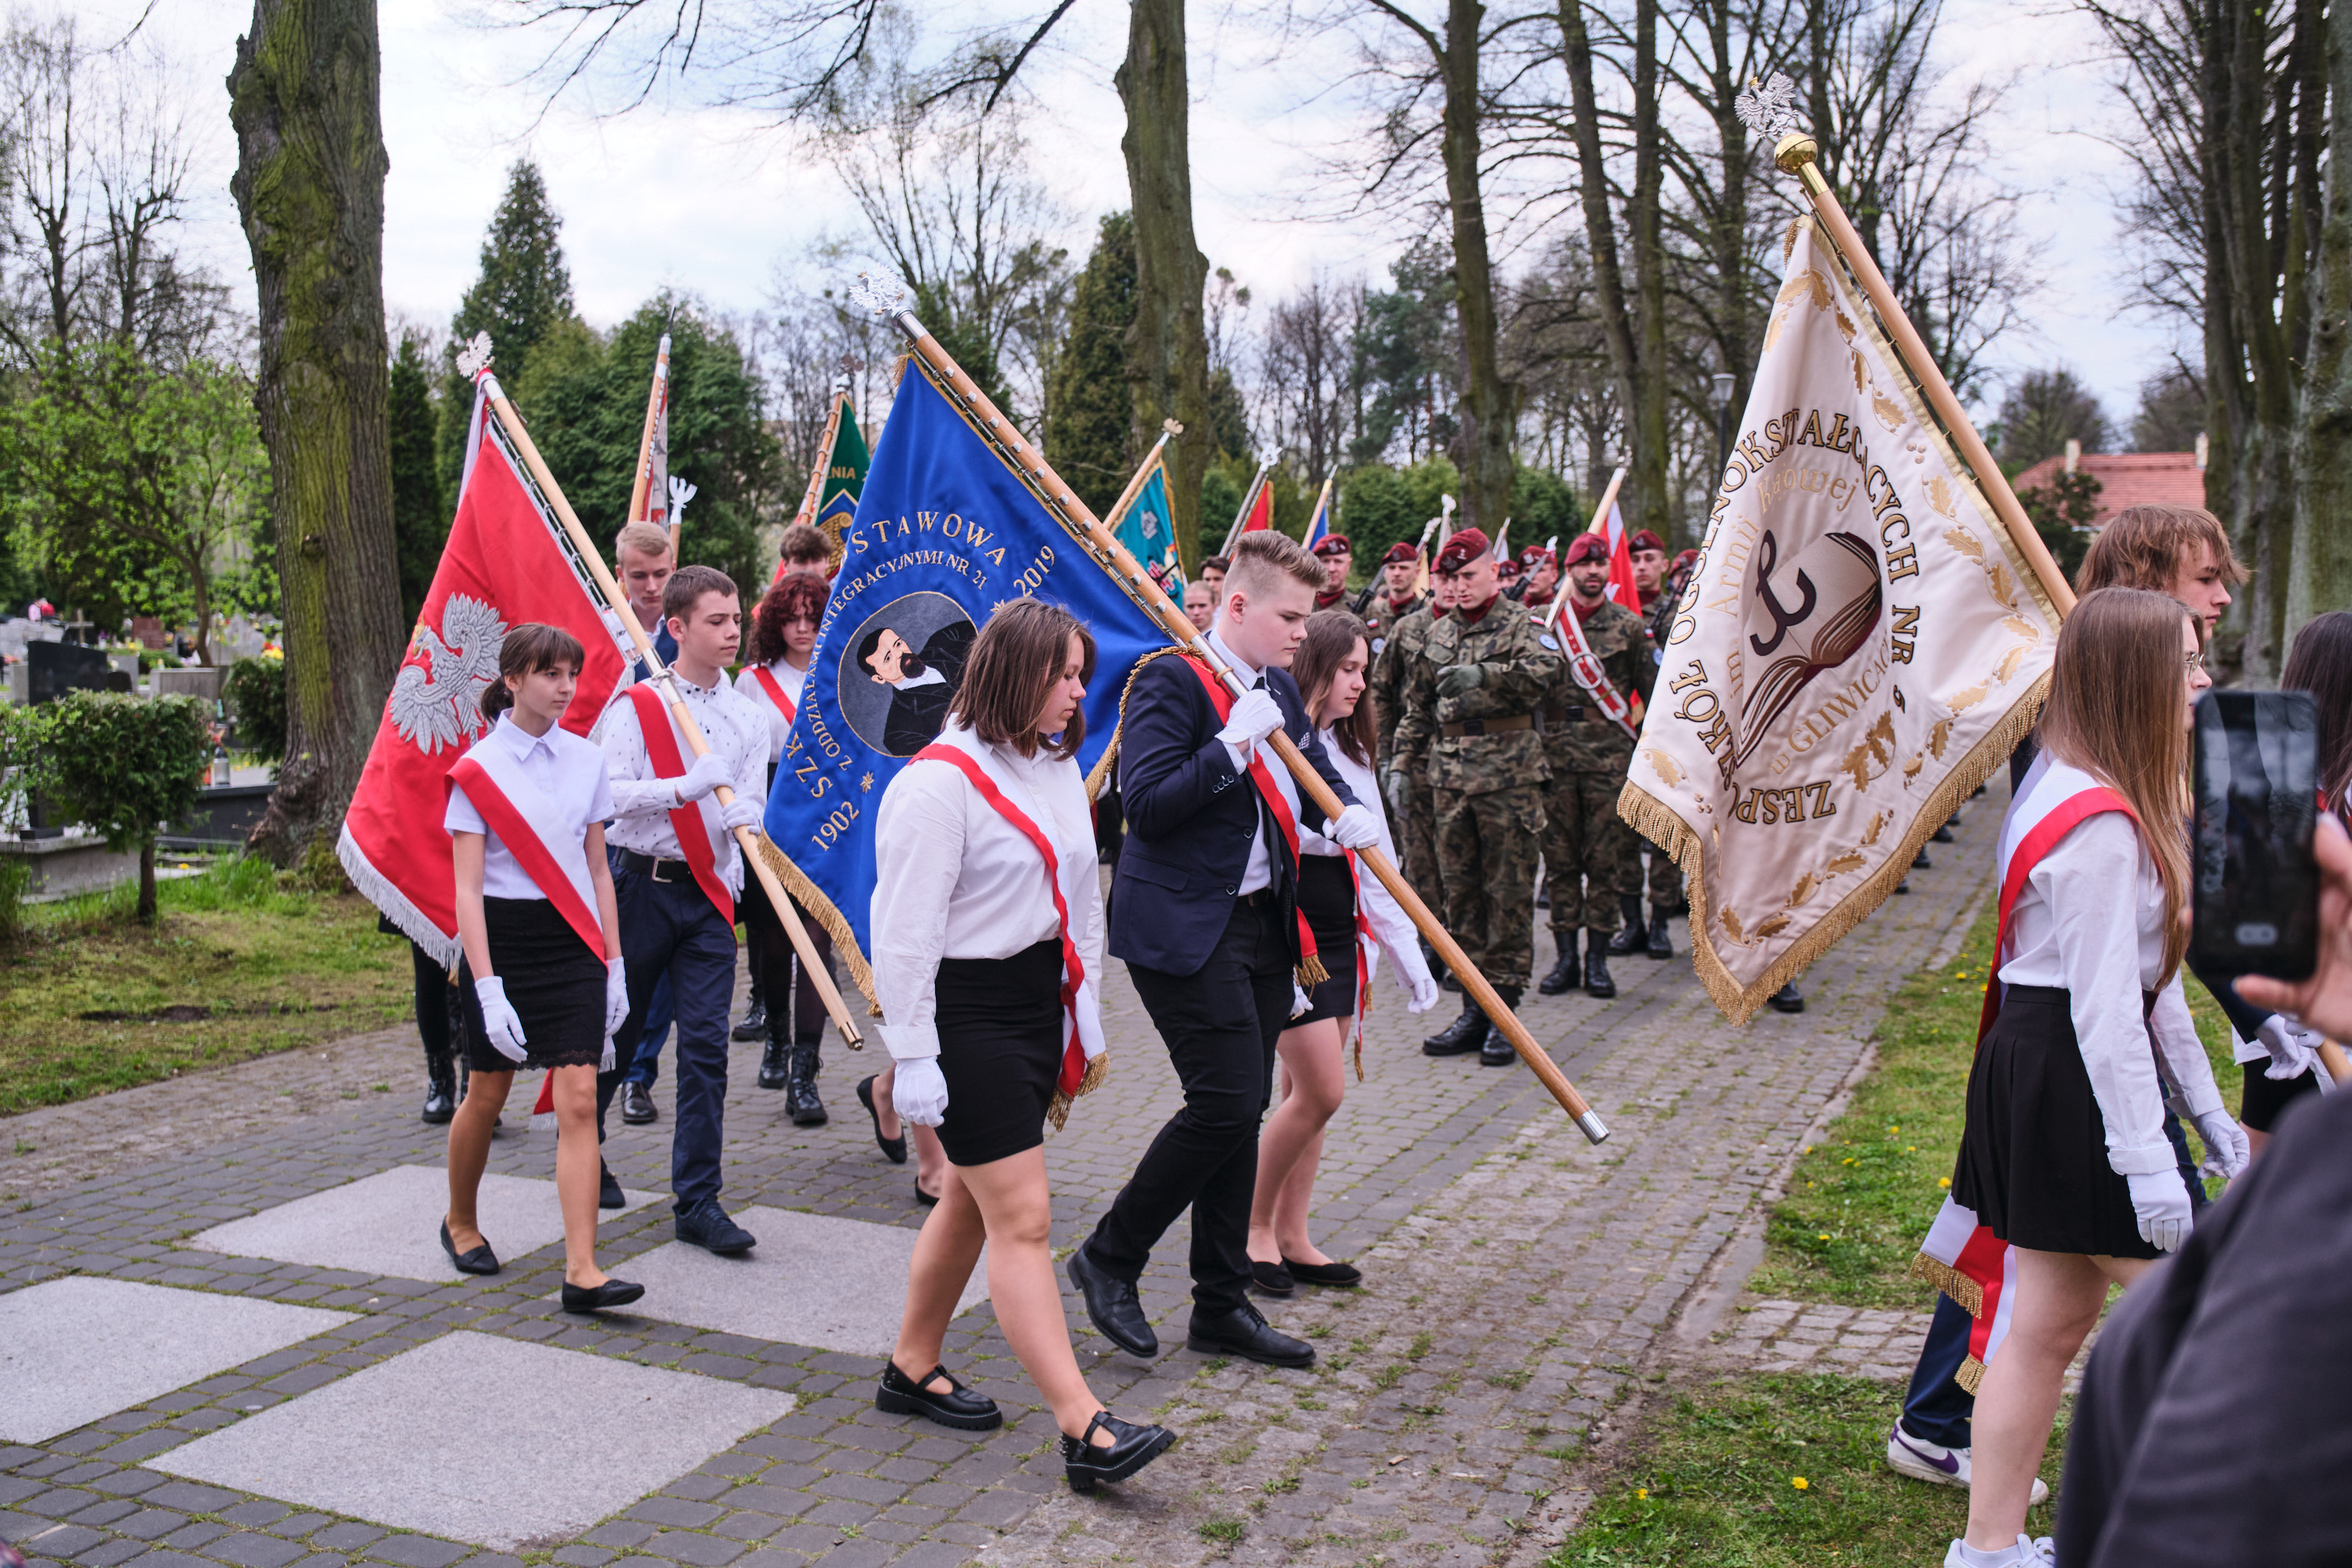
top-left (720, 795), bottom-right (763, 832)
top-left (1329, 802), bottom-right (1381, 850)
top-left (473, 975), bottom-right (530, 1064)
top-left (1217, 688), bottom-right (1286, 756)
top-left (2255, 1014), bottom-right (2322, 1083)
top-left (2192, 1107), bottom-right (2250, 1180)
top-left (1406, 970), bottom-right (1442, 1013)
top-left (2126, 1168), bottom-right (2194, 1252)
top-left (604, 957), bottom-right (630, 1038)
top-left (673, 749), bottom-right (732, 802)
top-left (1384, 769), bottom-right (1409, 817)
top-left (892, 1056), bottom-right (949, 1126)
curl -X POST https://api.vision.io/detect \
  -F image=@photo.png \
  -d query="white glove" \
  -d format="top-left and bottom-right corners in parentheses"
top-left (2255, 1014), bottom-right (2322, 1083)
top-left (1216, 688), bottom-right (1286, 755)
top-left (673, 749), bottom-right (732, 802)
top-left (720, 795), bottom-right (763, 832)
top-left (604, 957), bottom-right (629, 1038)
top-left (1406, 970), bottom-right (1442, 1013)
top-left (2191, 1107), bottom-right (2250, 1180)
top-left (1291, 982), bottom-right (1312, 1019)
top-left (473, 975), bottom-right (530, 1064)
top-left (1329, 803), bottom-right (1381, 850)
top-left (2125, 1168), bottom-right (2194, 1252)
top-left (892, 1056), bottom-right (949, 1126)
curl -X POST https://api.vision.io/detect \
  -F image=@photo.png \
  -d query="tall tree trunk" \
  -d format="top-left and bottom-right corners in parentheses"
top-left (2288, 0), bottom-right (2352, 638)
top-left (1438, 0), bottom-right (1516, 535)
top-left (1561, 0), bottom-right (1640, 480)
top-left (1626, 0), bottom-right (1669, 547)
top-left (227, 0), bottom-right (402, 866)
top-left (1118, 0), bottom-right (1212, 575)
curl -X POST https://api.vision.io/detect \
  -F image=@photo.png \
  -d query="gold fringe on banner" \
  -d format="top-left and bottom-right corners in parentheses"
top-left (1908, 1252), bottom-right (1985, 1319)
top-left (752, 831), bottom-right (879, 1016)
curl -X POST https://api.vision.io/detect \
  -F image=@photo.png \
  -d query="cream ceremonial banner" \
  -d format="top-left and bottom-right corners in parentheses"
top-left (1620, 219), bottom-right (2064, 1023)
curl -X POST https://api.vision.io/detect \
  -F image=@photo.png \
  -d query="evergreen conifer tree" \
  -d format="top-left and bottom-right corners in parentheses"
top-left (388, 333), bottom-right (443, 627)
top-left (437, 162), bottom-right (578, 496)
top-left (1044, 212), bottom-right (1137, 518)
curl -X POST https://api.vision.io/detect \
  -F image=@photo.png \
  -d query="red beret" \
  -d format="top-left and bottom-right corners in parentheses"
top-left (1311, 533), bottom-right (1351, 556)
top-left (1629, 529), bottom-right (1668, 555)
top-left (1673, 548), bottom-right (1699, 572)
top-left (1380, 541), bottom-right (1419, 566)
top-left (1518, 545), bottom-right (1555, 568)
top-left (1562, 533), bottom-right (1611, 566)
top-left (1434, 528), bottom-right (1489, 575)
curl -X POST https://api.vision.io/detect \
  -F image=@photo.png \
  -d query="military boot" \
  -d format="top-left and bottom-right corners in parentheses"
top-left (1606, 894), bottom-right (1647, 956)
top-left (1422, 993), bottom-right (1487, 1055)
top-left (1478, 987), bottom-right (1525, 1066)
top-left (1645, 906), bottom-right (1674, 960)
top-left (785, 1035), bottom-right (828, 1124)
top-left (757, 1035), bottom-right (790, 1090)
top-left (1583, 929), bottom-right (1617, 999)
top-left (1538, 937), bottom-right (1581, 996)
top-left (420, 1040), bottom-right (457, 1125)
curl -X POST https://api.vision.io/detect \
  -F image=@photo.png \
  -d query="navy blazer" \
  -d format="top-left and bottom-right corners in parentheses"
top-left (1106, 655), bottom-right (1359, 977)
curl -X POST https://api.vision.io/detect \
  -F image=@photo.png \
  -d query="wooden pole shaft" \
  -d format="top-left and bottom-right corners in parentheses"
top-left (1218, 461), bottom-right (1273, 560)
top-left (628, 339), bottom-right (670, 531)
top-left (874, 302), bottom-right (1609, 1142)
top-left (1777, 134), bottom-right (2076, 620)
top-left (1101, 427), bottom-right (1179, 538)
top-left (791, 391), bottom-right (848, 531)
top-left (480, 375), bottom-right (865, 1048)
top-left (1544, 465), bottom-right (1628, 645)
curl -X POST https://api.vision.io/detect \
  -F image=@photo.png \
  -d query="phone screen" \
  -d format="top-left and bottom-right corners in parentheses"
top-left (2188, 690), bottom-right (2320, 982)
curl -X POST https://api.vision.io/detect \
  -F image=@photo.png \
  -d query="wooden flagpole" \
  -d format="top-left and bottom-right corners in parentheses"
top-left (475, 364), bottom-right (865, 1048)
top-left (627, 335), bottom-right (672, 547)
top-left (1217, 460), bottom-right (1273, 560)
top-left (1544, 466), bottom-right (1628, 644)
top-left (791, 388), bottom-right (850, 531)
top-left (1102, 420), bottom-right (1182, 536)
top-left (851, 277), bottom-right (1607, 1143)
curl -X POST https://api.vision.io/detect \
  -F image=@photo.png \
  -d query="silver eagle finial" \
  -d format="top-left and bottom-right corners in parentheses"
top-left (455, 331), bottom-right (494, 380)
top-left (849, 272), bottom-right (910, 320)
top-left (1735, 74), bottom-right (1804, 143)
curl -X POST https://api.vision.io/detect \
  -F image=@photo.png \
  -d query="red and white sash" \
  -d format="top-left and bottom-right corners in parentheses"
top-left (445, 740), bottom-right (608, 960)
top-left (623, 682), bottom-right (735, 923)
top-left (1541, 597), bottom-right (1644, 742)
top-left (1913, 756), bottom-right (2139, 1391)
top-left (750, 663), bottom-right (799, 726)
top-left (1178, 656), bottom-right (1328, 987)
top-left (909, 739), bottom-right (1106, 1097)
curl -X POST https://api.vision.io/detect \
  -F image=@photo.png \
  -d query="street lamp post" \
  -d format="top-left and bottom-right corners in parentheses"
top-left (1710, 372), bottom-right (1736, 483)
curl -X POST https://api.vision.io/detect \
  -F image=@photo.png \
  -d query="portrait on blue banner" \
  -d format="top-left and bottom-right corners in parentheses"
top-left (836, 591), bottom-right (976, 756)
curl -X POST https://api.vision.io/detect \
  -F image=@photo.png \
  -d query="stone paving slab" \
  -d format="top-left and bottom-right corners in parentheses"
top-left (0, 1279), bottom-right (355, 1443)
top-left (150, 1331), bottom-right (795, 1550)
top-left (187, 1166), bottom-right (666, 1283)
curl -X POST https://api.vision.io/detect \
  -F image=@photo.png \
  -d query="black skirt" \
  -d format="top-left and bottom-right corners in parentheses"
top-left (1292, 854), bottom-right (1360, 1026)
top-left (934, 940), bottom-right (1066, 1168)
top-left (2241, 1059), bottom-right (2322, 1132)
top-left (1951, 984), bottom-right (2161, 1259)
top-left (457, 896), bottom-right (607, 1072)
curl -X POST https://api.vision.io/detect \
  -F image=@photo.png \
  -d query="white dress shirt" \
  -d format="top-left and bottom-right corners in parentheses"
top-left (870, 721), bottom-right (1107, 1063)
top-left (444, 713), bottom-right (616, 901)
top-left (600, 670), bottom-right (769, 894)
top-left (1207, 626), bottom-right (1302, 898)
top-left (733, 656), bottom-right (810, 763)
top-left (1996, 762), bottom-right (2226, 1176)
top-left (1300, 725), bottom-right (1435, 998)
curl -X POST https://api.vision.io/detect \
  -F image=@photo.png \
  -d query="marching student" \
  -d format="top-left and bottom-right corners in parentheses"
top-left (775, 521), bottom-right (836, 583)
top-left (611, 518), bottom-right (679, 1128)
top-left (1066, 531), bottom-right (1382, 1370)
top-left (440, 623), bottom-right (640, 1311)
top-left (1182, 579), bottom-right (1216, 633)
top-left (870, 598), bottom-right (1176, 1494)
top-left (601, 565), bottom-right (771, 1256)
top-left (1198, 554), bottom-right (1229, 600)
top-left (1246, 611), bottom-right (1440, 1296)
top-left (1940, 587), bottom-right (2244, 1568)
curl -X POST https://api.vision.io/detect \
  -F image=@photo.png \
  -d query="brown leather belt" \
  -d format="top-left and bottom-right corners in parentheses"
top-left (1542, 705), bottom-right (1587, 727)
top-left (1439, 713), bottom-right (1534, 739)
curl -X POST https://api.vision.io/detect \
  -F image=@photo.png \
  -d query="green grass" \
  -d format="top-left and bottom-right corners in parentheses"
top-left (0, 856), bottom-right (411, 1115)
top-left (1547, 1373), bottom-right (2060, 1567)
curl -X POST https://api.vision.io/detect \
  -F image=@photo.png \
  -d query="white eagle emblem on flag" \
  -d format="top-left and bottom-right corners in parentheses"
top-left (390, 594), bottom-right (507, 752)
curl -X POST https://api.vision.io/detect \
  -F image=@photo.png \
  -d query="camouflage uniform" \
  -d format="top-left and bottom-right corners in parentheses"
top-left (1540, 597), bottom-right (1653, 937)
top-left (1636, 589), bottom-right (1686, 912)
top-left (1370, 601), bottom-right (1442, 917)
top-left (1394, 597), bottom-right (1561, 991)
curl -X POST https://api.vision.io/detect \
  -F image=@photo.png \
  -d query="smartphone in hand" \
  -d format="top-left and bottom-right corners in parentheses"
top-left (2189, 690), bottom-right (2321, 982)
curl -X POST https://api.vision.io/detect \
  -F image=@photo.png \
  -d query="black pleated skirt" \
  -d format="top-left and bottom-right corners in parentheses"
top-left (934, 940), bottom-right (1066, 1168)
top-left (1950, 984), bottom-right (2161, 1259)
top-left (1293, 854), bottom-right (1360, 1026)
top-left (457, 897), bottom-right (607, 1072)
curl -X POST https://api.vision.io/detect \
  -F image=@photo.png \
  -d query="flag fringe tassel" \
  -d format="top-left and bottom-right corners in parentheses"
top-left (750, 832), bottom-right (881, 1016)
top-left (1907, 1252), bottom-right (1985, 1318)
top-left (1954, 1356), bottom-right (1988, 1395)
top-left (337, 823), bottom-right (462, 971)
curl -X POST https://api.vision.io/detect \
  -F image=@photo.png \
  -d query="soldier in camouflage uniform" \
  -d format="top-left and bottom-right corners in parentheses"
top-left (1370, 568), bottom-right (1447, 923)
top-left (1614, 529), bottom-right (1683, 960)
top-left (1538, 532), bottom-right (1654, 1001)
top-left (1390, 529), bottom-right (1561, 1066)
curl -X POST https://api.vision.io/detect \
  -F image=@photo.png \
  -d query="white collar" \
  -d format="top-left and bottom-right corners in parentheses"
top-left (891, 667), bottom-right (948, 692)
top-left (1206, 627), bottom-right (1261, 684)
top-left (491, 711), bottom-right (561, 762)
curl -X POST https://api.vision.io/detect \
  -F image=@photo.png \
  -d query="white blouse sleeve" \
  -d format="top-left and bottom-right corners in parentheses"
top-left (1358, 804), bottom-right (1433, 993)
top-left (2036, 813), bottom-right (2178, 1176)
top-left (2148, 970), bottom-right (2227, 1119)
top-left (870, 763), bottom-right (968, 1063)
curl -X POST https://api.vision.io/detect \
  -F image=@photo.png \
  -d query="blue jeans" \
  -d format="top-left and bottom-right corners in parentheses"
top-left (598, 865), bottom-right (739, 1210)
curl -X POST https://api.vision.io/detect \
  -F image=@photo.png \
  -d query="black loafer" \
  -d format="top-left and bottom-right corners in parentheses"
top-left (439, 1220), bottom-right (500, 1276)
top-left (856, 1076), bottom-right (909, 1164)
top-left (1066, 1241), bottom-right (1157, 1357)
top-left (1283, 1257), bottom-right (1362, 1288)
top-left (620, 1082), bottom-right (658, 1124)
top-left (1060, 1409), bottom-right (1175, 1493)
top-left (561, 1277), bottom-right (645, 1312)
top-left (599, 1164), bottom-right (625, 1210)
top-left (674, 1198), bottom-right (757, 1255)
top-left (875, 1360), bottom-right (1002, 1431)
top-left (1186, 1301), bottom-right (1314, 1367)
top-left (915, 1179), bottom-right (940, 1207)
top-left (1249, 1259), bottom-right (1295, 1297)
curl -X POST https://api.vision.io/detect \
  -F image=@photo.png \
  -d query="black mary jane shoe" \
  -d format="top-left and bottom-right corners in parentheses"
top-left (1060, 1409), bottom-right (1176, 1494)
top-left (856, 1075), bottom-right (909, 1165)
top-left (1283, 1257), bottom-right (1362, 1288)
top-left (561, 1277), bottom-right (645, 1313)
top-left (439, 1219), bottom-right (500, 1277)
top-left (875, 1360), bottom-right (1003, 1431)
top-left (1248, 1258), bottom-right (1296, 1297)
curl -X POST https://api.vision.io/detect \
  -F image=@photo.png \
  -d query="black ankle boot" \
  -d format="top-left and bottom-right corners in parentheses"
top-left (1583, 930), bottom-right (1617, 999)
top-left (1423, 994), bottom-right (1486, 1055)
top-left (757, 1035), bottom-right (789, 1090)
top-left (421, 1046), bottom-right (457, 1125)
top-left (1478, 986), bottom-right (1524, 1065)
top-left (1606, 894), bottom-right (1645, 955)
top-left (785, 1037), bottom-right (828, 1124)
top-left (1645, 906), bottom-right (1674, 960)
top-left (1538, 940), bottom-right (1581, 995)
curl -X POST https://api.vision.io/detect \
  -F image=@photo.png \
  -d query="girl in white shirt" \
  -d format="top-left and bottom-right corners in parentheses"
top-left (1247, 611), bottom-right (1440, 1294)
top-left (1945, 588), bottom-right (2243, 1568)
top-left (441, 624), bottom-right (638, 1313)
top-left (869, 599), bottom-right (1173, 1495)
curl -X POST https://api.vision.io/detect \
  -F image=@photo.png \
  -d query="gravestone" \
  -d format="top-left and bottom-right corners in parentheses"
top-left (25, 639), bottom-right (108, 705)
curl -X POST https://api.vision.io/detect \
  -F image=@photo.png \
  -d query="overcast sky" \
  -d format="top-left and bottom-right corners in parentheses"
top-left (91, 0), bottom-right (2176, 437)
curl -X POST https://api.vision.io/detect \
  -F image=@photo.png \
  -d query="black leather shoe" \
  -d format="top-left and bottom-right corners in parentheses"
top-left (856, 1076), bottom-right (909, 1163)
top-left (914, 1179), bottom-right (940, 1207)
top-left (1893, 878), bottom-right (1912, 895)
top-left (756, 1037), bottom-right (788, 1090)
top-left (1249, 1259), bottom-right (1295, 1297)
top-left (785, 1040), bottom-right (828, 1125)
top-left (599, 1164), bottom-right (625, 1210)
top-left (1066, 1241), bottom-right (1157, 1357)
top-left (1186, 1301), bottom-right (1314, 1367)
top-left (420, 1083), bottom-right (455, 1125)
top-left (439, 1220), bottom-right (499, 1276)
top-left (1646, 915), bottom-right (1674, 960)
top-left (732, 996), bottom-right (768, 1042)
top-left (1479, 986), bottom-right (1524, 1066)
top-left (561, 1277), bottom-right (645, 1312)
top-left (1538, 946), bottom-right (1580, 996)
top-left (1912, 847), bottom-right (1932, 870)
top-left (1283, 1257), bottom-right (1362, 1288)
top-left (1607, 920), bottom-right (1645, 956)
top-left (620, 1082), bottom-right (657, 1124)
top-left (1583, 934), bottom-right (1617, 999)
top-left (876, 1361), bottom-right (1003, 1431)
top-left (1769, 981), bottom-right (1805, 1014)
top-left (1061, 1409), bottom-right (1175, 1493)
top-left (1422, 997), bottom-right (1486, 1055)
top-left (1932, 821), bottom-right (1955, 843)
top-left (675, 1198), bottom-right (757, 1255)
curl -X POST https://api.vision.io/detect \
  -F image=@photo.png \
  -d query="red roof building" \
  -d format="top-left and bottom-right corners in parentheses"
top-left (2011, 449), bottom-right (2207, 527)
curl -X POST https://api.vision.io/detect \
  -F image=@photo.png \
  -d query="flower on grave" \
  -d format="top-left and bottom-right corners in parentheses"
top-left (1792, 1477), bottom-right (1809, 1490)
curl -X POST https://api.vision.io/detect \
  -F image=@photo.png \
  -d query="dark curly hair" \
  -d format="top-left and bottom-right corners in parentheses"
top-left (746, 576), bottom-right (827, 667)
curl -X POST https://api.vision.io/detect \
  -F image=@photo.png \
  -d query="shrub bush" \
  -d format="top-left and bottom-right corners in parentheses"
top-left (33, 690), bottom-right (209, 921)
top-left (224, 655), bottom-right (287, 766)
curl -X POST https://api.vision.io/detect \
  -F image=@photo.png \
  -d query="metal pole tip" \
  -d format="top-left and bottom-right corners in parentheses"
top-left (1575, 1109), bottom-right (1612, 1145)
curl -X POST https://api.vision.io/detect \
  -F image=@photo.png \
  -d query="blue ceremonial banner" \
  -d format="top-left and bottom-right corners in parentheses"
top-left (1108, 448), bottom-right (1184, 593)
top-left (1302, 479), bottom-right (1333, 552)
top-left (760, 355), bottom-right (1172, 995)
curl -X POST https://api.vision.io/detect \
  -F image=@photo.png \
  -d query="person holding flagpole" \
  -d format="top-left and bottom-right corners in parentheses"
top-left (440, 624), bottom-right (642, 1311)
top-left (611, 519), bottom-right (681, 1130)
top-left (868, 597), bottom-right (1176, 1494)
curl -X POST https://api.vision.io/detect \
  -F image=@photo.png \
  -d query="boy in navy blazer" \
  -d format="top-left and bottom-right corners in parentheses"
top-left (1069, 533), bottom-right (1385, 1367)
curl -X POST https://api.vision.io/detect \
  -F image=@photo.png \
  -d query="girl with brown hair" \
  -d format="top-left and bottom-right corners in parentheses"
top-left (1246, 610), bottom-right (1440, 1296)
top-left (1942, 587), bottom-right (2241, 1568)
top-left (867, 597), bottom-right (1174, 1494)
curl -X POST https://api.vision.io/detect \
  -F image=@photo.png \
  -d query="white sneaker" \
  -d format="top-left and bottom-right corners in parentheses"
top-left (1942, 1535), bottom-right (2056, 1568)
top-left (1890, 1423), bottom-right (2050, 1504)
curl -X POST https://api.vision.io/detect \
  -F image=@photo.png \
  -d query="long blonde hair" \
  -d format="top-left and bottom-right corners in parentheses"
top-left (2038, 586), bottom-right (2193, 979)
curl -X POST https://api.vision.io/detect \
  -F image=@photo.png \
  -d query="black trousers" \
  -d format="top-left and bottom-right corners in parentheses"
top-left (1086, 897), bottom-right (1293, 1314)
